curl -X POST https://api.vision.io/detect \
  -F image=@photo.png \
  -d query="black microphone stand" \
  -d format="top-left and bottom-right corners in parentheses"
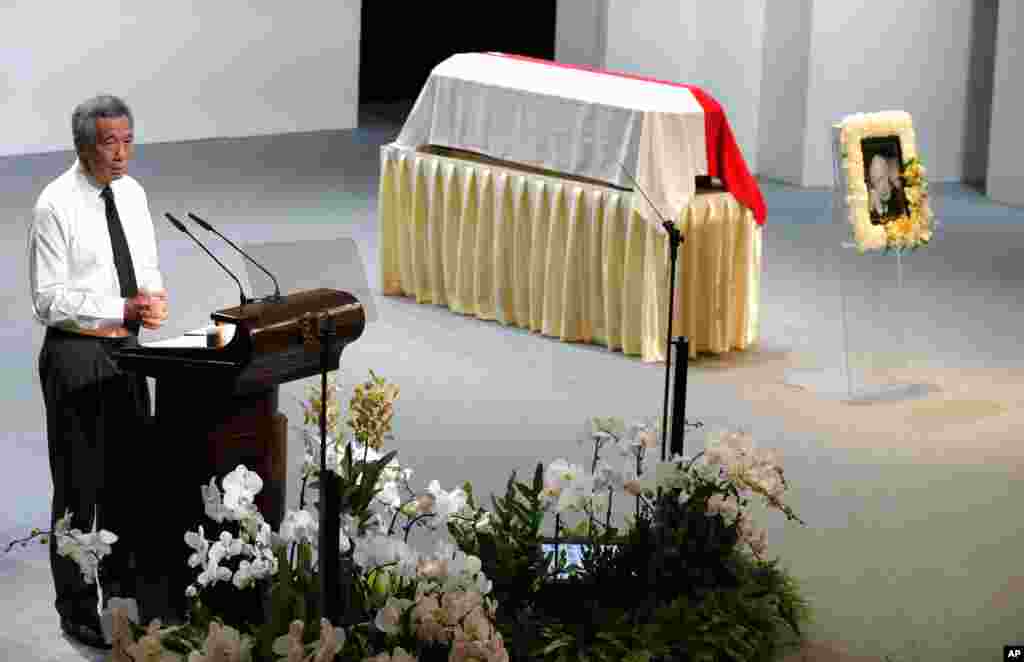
top-left (613, 164), bottom-right (690, 462)
top-left (614, 167), bottom-right (693, 620)
top-left (187, 212), bottom-right (284, 303)
top-left (660, 221), bottom-right (688, 462)
top-left (316, 316), bottom-right (345, 625)
top-left (164, 213), bottom-right (250, 306)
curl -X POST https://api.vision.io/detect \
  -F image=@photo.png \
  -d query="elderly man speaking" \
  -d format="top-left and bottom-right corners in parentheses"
top-left (28, 94), bottom-right (170, 649)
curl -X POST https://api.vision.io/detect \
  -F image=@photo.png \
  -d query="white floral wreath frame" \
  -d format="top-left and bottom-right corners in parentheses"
top-left (835, 111), bottom-right (931, 253)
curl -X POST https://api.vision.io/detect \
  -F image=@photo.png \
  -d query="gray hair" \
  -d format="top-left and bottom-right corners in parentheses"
top-left (72, 95), bottom-right (134, 156)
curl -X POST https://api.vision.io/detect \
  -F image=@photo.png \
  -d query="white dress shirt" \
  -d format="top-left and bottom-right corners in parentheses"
top-left (29, 159), bottom-right (163, 331)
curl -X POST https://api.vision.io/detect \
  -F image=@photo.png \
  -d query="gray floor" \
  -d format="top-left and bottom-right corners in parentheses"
top-left (2, 103), bottom-right (1024, 661)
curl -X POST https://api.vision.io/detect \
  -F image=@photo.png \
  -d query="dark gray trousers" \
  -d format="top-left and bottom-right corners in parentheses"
top-left (39, 327), bottom-right (150, 624)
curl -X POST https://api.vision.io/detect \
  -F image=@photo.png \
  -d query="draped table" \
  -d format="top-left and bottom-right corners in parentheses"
top-left (379, 144), bottom-right (761, 361)
top-left (380, 53), bottom-right (764, 361)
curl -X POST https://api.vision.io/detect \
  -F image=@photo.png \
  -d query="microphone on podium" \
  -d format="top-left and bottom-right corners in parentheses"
top-left (164, 212), bottom-right (251, 306)
top-left (187, 213), bottom-right (283, 303)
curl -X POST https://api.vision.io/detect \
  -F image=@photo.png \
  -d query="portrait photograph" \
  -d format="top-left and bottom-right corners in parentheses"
top-left (861, 135), bottom-right (908, 224)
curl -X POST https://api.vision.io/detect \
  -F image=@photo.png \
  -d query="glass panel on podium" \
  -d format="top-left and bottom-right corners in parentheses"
top-left (240, 237), bottom-right (376, 323)
top-left (143, 237), bottom-right (254, 345)
top-left (239, 237), bottom-right (375, 516)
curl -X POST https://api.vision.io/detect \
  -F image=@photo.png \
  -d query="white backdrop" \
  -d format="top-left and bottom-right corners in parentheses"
top-left (602, 0), bottom-right (767, 177)
top-left (554, 1), bottom-right (607, 68)
top-left (0, 0), bottom-right (361, 157)
top-left (987, 0), bottom-right (1024, 206)
top-left (556, 0), bottom-right (999, 189)
top-left (756, 0), bottom-right (813, 185)
top-left (799, 0), bottom-right (988, 187)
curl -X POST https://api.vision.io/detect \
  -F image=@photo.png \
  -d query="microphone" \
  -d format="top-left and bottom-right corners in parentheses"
top-left (616, 160), bottom-right (679, 239)
top-left (164, 213), bottom-right (250, 306)
top-left (187, 213), bottom-right (283, 303)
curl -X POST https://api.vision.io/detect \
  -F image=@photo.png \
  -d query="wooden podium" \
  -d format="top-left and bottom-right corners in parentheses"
top-left (112, 288), bottom-right (365, 615)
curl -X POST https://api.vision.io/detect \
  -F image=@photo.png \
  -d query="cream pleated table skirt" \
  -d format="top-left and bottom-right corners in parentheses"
top-left (378, 144), bottom-right (761, 362)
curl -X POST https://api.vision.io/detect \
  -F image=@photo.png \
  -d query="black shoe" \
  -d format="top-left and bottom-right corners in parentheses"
top-left (60, 617), bottom-right (111, 650)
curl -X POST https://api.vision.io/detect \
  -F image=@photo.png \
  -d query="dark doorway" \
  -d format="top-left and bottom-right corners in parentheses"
top-left (359, 3), bottom-right (557, 122)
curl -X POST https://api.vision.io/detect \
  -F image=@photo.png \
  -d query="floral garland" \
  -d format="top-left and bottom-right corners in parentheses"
top-left (837, 111), bottom-right (935, 254)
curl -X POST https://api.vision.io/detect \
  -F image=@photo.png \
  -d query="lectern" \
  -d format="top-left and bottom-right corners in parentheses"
top-left (112, 288), bottom-right (365, 617)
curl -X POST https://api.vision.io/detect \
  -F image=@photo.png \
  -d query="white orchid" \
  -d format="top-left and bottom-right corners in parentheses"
top-left (232, 560), bottom-right (256, 589)
top-left (196, 553), bottom-right (232, 588)
top-left (53, 510), bottom-right (117, 585)
top-left (256, 521), bottom-right (275, 549)
top-left (280, 509), bottom-right (318, 545)
top-left (302, 430), bottom-right (341, 478)
top-left (185, 527), bottom-right (210, 568)
top-left (412, 541), bottom-right (493, 596)
top-left (426, 480), bottom-right (468, 527)
top-left (589, 492), bottom-right (608, 514)
top-left (201, 478), bottom-right (233, 523)
top-left (592, 459), bottom-right (625, 492)
top-left (211, 531), bottom-right (246, 564)
top-left (704, 428), bottom-right (789, 509)
top-left (352, 533), bottom-right (418, 572)
top-left (229, 553), bottom-right (276, 590)
top-left (376, 481), bottom-right (403, 510)
top-left (222, 465), bottom-right (263, 512)
top-left (589, 416), bottom-right (627, 440)
top-left (554, 471), bottom-right (595, 513)
top-left (378, 458), bottom-right (411, 486)
top-left (542, 459), bottom-right (584, 502)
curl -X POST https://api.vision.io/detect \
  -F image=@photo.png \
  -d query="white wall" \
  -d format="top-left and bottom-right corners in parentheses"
top-left (0, 0), bottom-right (361, 157)
top-left (800, 1), bottom-right (979, 187)
top-left (555, 0), bottom-right (608, 68)
top-left (603, 0), bottom-right (767, 174)
top-left (987, 0), bottom-right (1024, 206)
top-left (757, 0), bottom-right (813, 185)
top-left (961, 0), bottom-right (999, 187)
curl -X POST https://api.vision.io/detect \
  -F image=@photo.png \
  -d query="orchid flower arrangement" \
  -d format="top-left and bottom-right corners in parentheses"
top-left (646, 427), bottom-right (806, 559)
top-left (171, 369), bottom-right (502, 662)
top-left (7, 371), bottom-right (809, 661)
top-left (4, 510), bottom-right (131, 644)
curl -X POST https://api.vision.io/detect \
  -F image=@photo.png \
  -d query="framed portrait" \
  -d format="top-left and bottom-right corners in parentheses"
top-left (833, 111), bottom-right (934, 254)
top-left (860, 136), bottom-right (907, 224)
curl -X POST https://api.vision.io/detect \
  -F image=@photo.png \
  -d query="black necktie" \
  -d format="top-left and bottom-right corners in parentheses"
top-left (100, 186), bottom-right (140, 333)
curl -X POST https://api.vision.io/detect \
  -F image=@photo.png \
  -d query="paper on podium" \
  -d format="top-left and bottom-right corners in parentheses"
top-left (143, 324), bottom-right (236, 349)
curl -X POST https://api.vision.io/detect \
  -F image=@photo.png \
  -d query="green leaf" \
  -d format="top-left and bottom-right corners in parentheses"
top-left (373, 450), bottom-right (399, 470)
top-left (541, 638), bottom-right (571, 654)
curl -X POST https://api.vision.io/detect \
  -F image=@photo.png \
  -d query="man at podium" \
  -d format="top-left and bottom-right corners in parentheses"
top-left (28, 94), bottom-right (170, 648)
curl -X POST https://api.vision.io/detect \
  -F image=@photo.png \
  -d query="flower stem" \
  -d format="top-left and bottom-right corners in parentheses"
top-left (4, 530), bottom-right (47, 553)
top-left (94, 565), bottom-right (104, 620)
top-left (605, 488), bottom-right (613, 531)
top-left (387, 509), bottom-right (401, 537)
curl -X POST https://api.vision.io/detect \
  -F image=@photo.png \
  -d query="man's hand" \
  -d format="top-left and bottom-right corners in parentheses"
top-left (124, 292), bottom-right (152, 324)
top-left (139, 288), bottom-right (169, 330)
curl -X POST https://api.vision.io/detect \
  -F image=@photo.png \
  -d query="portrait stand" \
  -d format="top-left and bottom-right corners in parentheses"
top-left (784, 124), bottom-right (933, 402)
